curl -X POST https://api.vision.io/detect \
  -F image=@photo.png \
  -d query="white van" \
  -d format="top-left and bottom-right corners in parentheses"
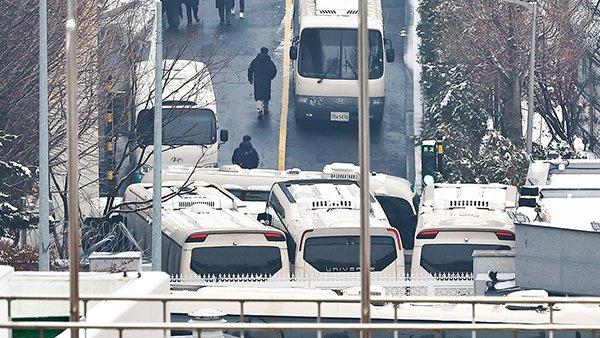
top-left (411, 184), bottom-right (517, 277)
top-left (121, 182), bottom-right (289, 278)
top-left (131, 59), bottom-right (228, 183)
top-left (289, 0), bottom-right (395, 124)
top-left (259, 179), bottom-right (405, 277)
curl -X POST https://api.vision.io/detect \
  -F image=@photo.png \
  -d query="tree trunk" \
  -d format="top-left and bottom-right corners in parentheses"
top-left (502, 76), bottom-right (523, 147)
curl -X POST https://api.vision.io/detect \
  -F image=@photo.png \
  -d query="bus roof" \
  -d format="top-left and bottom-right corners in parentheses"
top-left (135, 59), bottom-right (216, 114)
top-left (275, 180), bottom-right (392, 232)
top-left (417, 183), bottom-right (517, 233)
top-left (298, 0), bottom-right (383, 23)
top-left (162, 207), bottom-right (279, 245)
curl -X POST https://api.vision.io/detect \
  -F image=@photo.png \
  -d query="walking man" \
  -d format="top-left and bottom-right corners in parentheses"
top-left (237, 0), bottom-right (245, 18)
top-left (184, 0), bottom-right (199, 25)
top-left (231, 135), bottom-right (259, 169)
top-left (216, 0), bottom-right (234, 25)
top-left (248, 47), bottom-right (277, 118)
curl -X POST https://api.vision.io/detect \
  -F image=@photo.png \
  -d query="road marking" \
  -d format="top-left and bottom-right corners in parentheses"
top-left (277, 0), bottom-right (294, 171)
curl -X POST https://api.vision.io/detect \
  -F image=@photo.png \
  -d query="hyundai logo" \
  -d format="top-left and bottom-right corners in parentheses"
top-left (335, 98), bottom-right (345, 104)
top-left (171, 157), bottom-right (183, 163)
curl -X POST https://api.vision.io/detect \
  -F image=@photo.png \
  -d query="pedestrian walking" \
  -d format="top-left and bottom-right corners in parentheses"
top-left (237, 0), bottom-right (245, 18)
top-left (184, 0), bottom-right (200, 25)
top-left (231, 135), bottom-right (259, 169)
top-left (215, 0), bottom-right (234, 25)
top-left (165, 0), bottom-right (183, 30)
top-left (248, 47), bottom-right (277, 118)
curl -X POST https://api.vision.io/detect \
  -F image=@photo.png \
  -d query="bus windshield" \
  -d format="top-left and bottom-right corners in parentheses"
top-left (298, 29), bottom-right (383, 80)
top-left (190, 246), bottom-right (283, 276)
top-left (136, 108), bottom-right (216, 146)
top-left (303, 236), bottom-right (396, 272)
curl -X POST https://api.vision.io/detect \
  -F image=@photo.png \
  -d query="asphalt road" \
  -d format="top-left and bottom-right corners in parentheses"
top-left (163, 0), bottom-right (413, 178)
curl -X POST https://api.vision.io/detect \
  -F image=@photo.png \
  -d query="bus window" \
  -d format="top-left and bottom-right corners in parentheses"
top-left (375, 196), bottom-right (417, 249)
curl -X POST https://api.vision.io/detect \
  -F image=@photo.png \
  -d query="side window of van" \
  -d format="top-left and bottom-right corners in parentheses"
top-left (375, 196), bottom-right (418, 250)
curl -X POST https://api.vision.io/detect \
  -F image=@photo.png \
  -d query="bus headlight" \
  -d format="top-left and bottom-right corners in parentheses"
top-left (371, 98), bottom-right (384, 105)
top-left (133, 164), bottom-right (153, 183)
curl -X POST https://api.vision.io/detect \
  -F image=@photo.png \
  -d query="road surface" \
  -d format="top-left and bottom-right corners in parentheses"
top-left (163, 0), bottom-right (413, 178)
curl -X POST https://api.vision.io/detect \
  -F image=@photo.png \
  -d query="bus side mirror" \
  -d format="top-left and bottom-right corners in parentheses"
top-left (257, 212), bottom-right (272, 226)
top-left (219, 129), bottom-right (229, 143)
top-left (289, 45), bottom-right (298, 60)
top-left (384, 38), bottom-right (395, 63)
top-left (518, 197), bottom-right (537, 208)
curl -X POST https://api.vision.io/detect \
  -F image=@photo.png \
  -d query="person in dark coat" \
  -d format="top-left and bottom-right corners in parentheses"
top-left (184, 0), bottom-right (199, 25)
top-left (164, 0), bottom-right (183, 30)
top-left (247, 47), bottom-right (277, 118)
top-left (215, 0), bottom-right (234, 25)
top-left (231, 135), bottom-right (259, 169)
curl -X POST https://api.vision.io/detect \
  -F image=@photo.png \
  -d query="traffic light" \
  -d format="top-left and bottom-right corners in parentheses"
top-left (421, 139), bottom-right (444, 186)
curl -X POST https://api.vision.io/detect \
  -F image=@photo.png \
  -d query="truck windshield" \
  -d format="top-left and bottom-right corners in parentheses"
top-left (190, 246), bottom-right (282, 276)
top-left (298, 29), bottom-right (383, 80)
top-left (303, 236), bottom-right (396, 272)
top-left (420, 244), bottom-right (512, 274)
top-left (136, 108), bottom-right (216, 146)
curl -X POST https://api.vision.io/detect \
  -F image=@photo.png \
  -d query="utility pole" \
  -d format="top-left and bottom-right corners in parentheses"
top-left (66, 0), bottom-right (80, 336)
top-left (38, 0), bottom-right (50, 271)
top-left (151, 0), bottom-right (163, 272)
top-left (357, 0), bottom-right (371, 336)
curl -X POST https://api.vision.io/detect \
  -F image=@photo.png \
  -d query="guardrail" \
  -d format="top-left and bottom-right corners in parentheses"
top-left (2, 321), bottom-right (600, 338)
top-left (4, 294), bottom-right (600, 337)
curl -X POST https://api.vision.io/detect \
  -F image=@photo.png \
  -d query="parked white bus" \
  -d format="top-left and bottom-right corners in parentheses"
top-left (130, 59), bottom-right (228, 183)
top-left (411, 184), bottom-right (518, 277)
top-left (146, 163), bottom-right (419, 249)
top-left (121, 182), bottom-right (289, 278)
top-left (289, 0), bottom-right (395, 124)
top-left (259, 179), bottom-right (405, 277)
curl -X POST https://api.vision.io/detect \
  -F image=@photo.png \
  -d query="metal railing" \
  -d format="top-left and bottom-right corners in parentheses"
top-left (2, 321), bottom-right (600, 338)
top-left (4, 294), bottom-right (600, 337)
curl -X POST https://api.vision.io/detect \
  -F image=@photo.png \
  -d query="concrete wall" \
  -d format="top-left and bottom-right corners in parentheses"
top-left (516, 223), bottom-right (600, 295)
top-left (56, 271), bottom-right (170, 338)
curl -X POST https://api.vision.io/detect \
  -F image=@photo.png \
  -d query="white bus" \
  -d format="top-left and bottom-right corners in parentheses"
top-left (289, 0), bottom-right (395, 124)
top-left (121, 182), bottom-right (289, 278)
top-left (411, 184), bottom-right (518, 277)
top-left (130, 59), bottom-right (228, 183)
top-left (259, 179), bottom-right (405, 277)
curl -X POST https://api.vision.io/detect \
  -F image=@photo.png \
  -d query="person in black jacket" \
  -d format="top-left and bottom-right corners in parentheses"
top-left (215, 0), bottom-right (234, 25)
top-left (184, 0), bottom-right (199, 25)
top-left (248, 47), bottom-right (277, 118)
top-left (231, 135), bottom-right (259, 169)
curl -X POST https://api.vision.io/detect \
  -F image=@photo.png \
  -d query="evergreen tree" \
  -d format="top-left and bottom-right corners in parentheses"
top-left (0, 133), bottom-right (36, 240)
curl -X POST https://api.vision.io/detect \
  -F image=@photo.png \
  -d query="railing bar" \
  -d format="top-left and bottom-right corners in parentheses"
top-left (549, 302), bottom-right (554, 338)
top-left (197, 329), bottom-right (202, 338)
top-left (163, 300), bottom-right (168, 338)
top-left (39, 327), bottom-right (44, 338)
top-left (83, 300), bottom-right (87, 321)
top-left (471, 303), bottom-right (476, 338)
top-left (317, 301), bottom-right (322, 338)
top-left (393, 302), bottom-right (398, 338)
top-left (240, 301), bottom-right (245, 338)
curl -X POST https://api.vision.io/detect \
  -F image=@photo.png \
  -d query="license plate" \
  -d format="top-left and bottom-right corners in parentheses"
top-left (330, 112), bottom-right (350, 122)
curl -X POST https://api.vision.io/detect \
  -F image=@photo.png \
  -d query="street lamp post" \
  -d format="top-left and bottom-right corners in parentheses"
top-left (500, 0), bottom-right (537, 156)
